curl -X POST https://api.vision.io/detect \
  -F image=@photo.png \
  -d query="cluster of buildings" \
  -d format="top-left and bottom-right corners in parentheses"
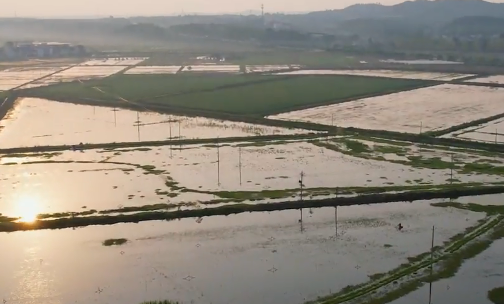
top-left (0, 42), bottom-right (86, 61)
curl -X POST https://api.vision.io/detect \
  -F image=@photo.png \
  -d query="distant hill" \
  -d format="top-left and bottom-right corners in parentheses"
top-left (337, 17), bottom-right (423, 37)
top-left (442, 16), bottom-right (504, 36)
top-left (169, 23), bottom-right (309, 42)
top-left (296, 0), bottom-right (504, 30)
top-left (115, 23), bottom-right (168, 40)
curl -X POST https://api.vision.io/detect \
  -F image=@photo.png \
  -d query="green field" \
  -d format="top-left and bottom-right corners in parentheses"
top-left (145, 75), bottom-right (428, 115)
top-left (26, 74), bottom-right (271, 102)
top-left (25, 74), bottom-right (429, 116)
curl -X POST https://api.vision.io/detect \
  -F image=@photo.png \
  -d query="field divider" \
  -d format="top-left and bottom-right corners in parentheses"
top-left (2, 185), bottom-right (504, 232)
top-left (317, 215), bottom-right (503, 304)
top-left (0, 132), bottom-right (326, 154)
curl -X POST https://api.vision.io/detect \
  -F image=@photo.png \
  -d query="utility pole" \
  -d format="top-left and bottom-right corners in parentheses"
top-left (331, 114), bottom-right (334, 127)
top-left (178, 121), bottom-right (181, 139)
top-left (496, 129), bottom-right (499, 144)
top-left (169, 119), bottom-right (172, 141)
top-left (217, 137), bottom-right (221, 186)
top-left (299, 171), bottom-right (305, 202)
top-left (113, 107), bottom-right (117, 126)
top-left (239, 147), bottom-right (242, 185)
top-left (428, 226), bottom-right (435, 304)
top-left (136, 111), bottom-right (140, 141)
top-left (420, 121), bottom-right (423, 134)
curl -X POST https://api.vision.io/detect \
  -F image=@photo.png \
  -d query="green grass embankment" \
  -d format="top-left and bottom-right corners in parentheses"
top-left (2, 185), bottom-right (504, 232)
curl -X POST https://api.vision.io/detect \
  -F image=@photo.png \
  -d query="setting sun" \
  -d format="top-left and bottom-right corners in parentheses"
top-left (14, 195), bottom-right (41, 223)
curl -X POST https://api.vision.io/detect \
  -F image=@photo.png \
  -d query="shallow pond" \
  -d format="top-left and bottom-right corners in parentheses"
top-left (0, 200), bottom-right (483, 304)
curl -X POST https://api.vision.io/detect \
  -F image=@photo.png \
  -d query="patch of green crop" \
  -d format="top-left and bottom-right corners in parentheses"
top-left (488, 286), bottom-right (504, 304)
top-left (102, 238), bottom-right (128, 246)
top-left (343, 139), bottom-right (371, 154)
top-left (407, 156), bottom-right (454, 170)
top-left (462, 162), bottom-right (504, 176)
top-left (432, 202), bottom-right (504, 215)
top-left (37, 210), bottom-right (98, 220)
top-left (0, 214), bottom-right (19, 223)
top-left (375, 145), bottom-right (407, 155)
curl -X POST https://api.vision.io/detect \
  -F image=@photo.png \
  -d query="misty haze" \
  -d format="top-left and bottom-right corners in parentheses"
top-left (1, 1), bottom-right (504, 304)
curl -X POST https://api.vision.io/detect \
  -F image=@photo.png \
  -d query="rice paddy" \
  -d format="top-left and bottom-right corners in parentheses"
top-left (79, 57), bottom-right (148, 66)
top-left (442, 117), bottom-right (504, 143)
top-left (2, 54), bottom-right (504, 304)
top-left (0, 98), bottom-right (309, 148)
top-left (124, 66), bottom-right (182, 75)
top-left (274, 69), bottom-right (472, 81)
top-left (0, 66), bottom-right (67, 90)
top-left (0, 200), bottom-right (487, 304)
top-left (269, 84), bottom-right (504, 133)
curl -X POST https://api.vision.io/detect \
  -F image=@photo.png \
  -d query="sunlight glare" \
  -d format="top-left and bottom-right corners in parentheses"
top-left (15, 195), bottom-right (41, 223)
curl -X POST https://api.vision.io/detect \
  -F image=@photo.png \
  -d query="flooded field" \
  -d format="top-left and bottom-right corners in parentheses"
top-left (0, 98), bottom-right (309, 148)
top-left (442, 117), bottom-right (504, 143)
top-left (124, 66), bottom-right (182, 75)
top-left (380, 59), bottom-right (463, 65)
top-left (79, 57), bottom-right (148, 66)
top-left (246, 65), bottom-right (299, 73)
top-left (0, 161), bottom-right (169, 217)
top-left (102, 141), bottom-right (504, 193)
top-left (269, 84), bottom-right (504, 133)
top-left (181, 65), bottom-right (241, 73)
top-left (274, 69), bottom-right (472, 81)
top-left (2, 136), bottom-right (502, 218)
top-left (19, 66), bottom-right (129, 89)
top-left (466, 75), bottom-right (504, 85)
top-left (390, 238), bottom-right (504, 304)
top-left (0, 67), bottom-right (66, 90)
top-left (0, 200), bottom-right (484, 304)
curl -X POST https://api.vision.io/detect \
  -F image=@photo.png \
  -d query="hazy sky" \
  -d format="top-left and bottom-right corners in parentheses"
top-left (3, 0), bottom-right (504, 17)
top-left (4, 0), bottom-right (503, 18)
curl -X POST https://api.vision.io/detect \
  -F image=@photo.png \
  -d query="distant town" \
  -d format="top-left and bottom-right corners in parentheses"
top-left (0, 41), bottom-right (86, 61)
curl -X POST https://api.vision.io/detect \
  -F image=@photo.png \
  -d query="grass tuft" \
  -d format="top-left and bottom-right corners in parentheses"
top-left (103, 238), bottom-right (128, 247)
top-left (488, 286), bottom-right (504, 304)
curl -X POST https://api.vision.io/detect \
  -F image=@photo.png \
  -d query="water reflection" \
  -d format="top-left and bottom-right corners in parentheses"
top-left (14, 194), bottom-right (41, 223)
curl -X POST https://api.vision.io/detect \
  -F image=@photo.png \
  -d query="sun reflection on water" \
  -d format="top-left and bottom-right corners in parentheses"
top-left (14, 194), bottom-right (41, 223)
